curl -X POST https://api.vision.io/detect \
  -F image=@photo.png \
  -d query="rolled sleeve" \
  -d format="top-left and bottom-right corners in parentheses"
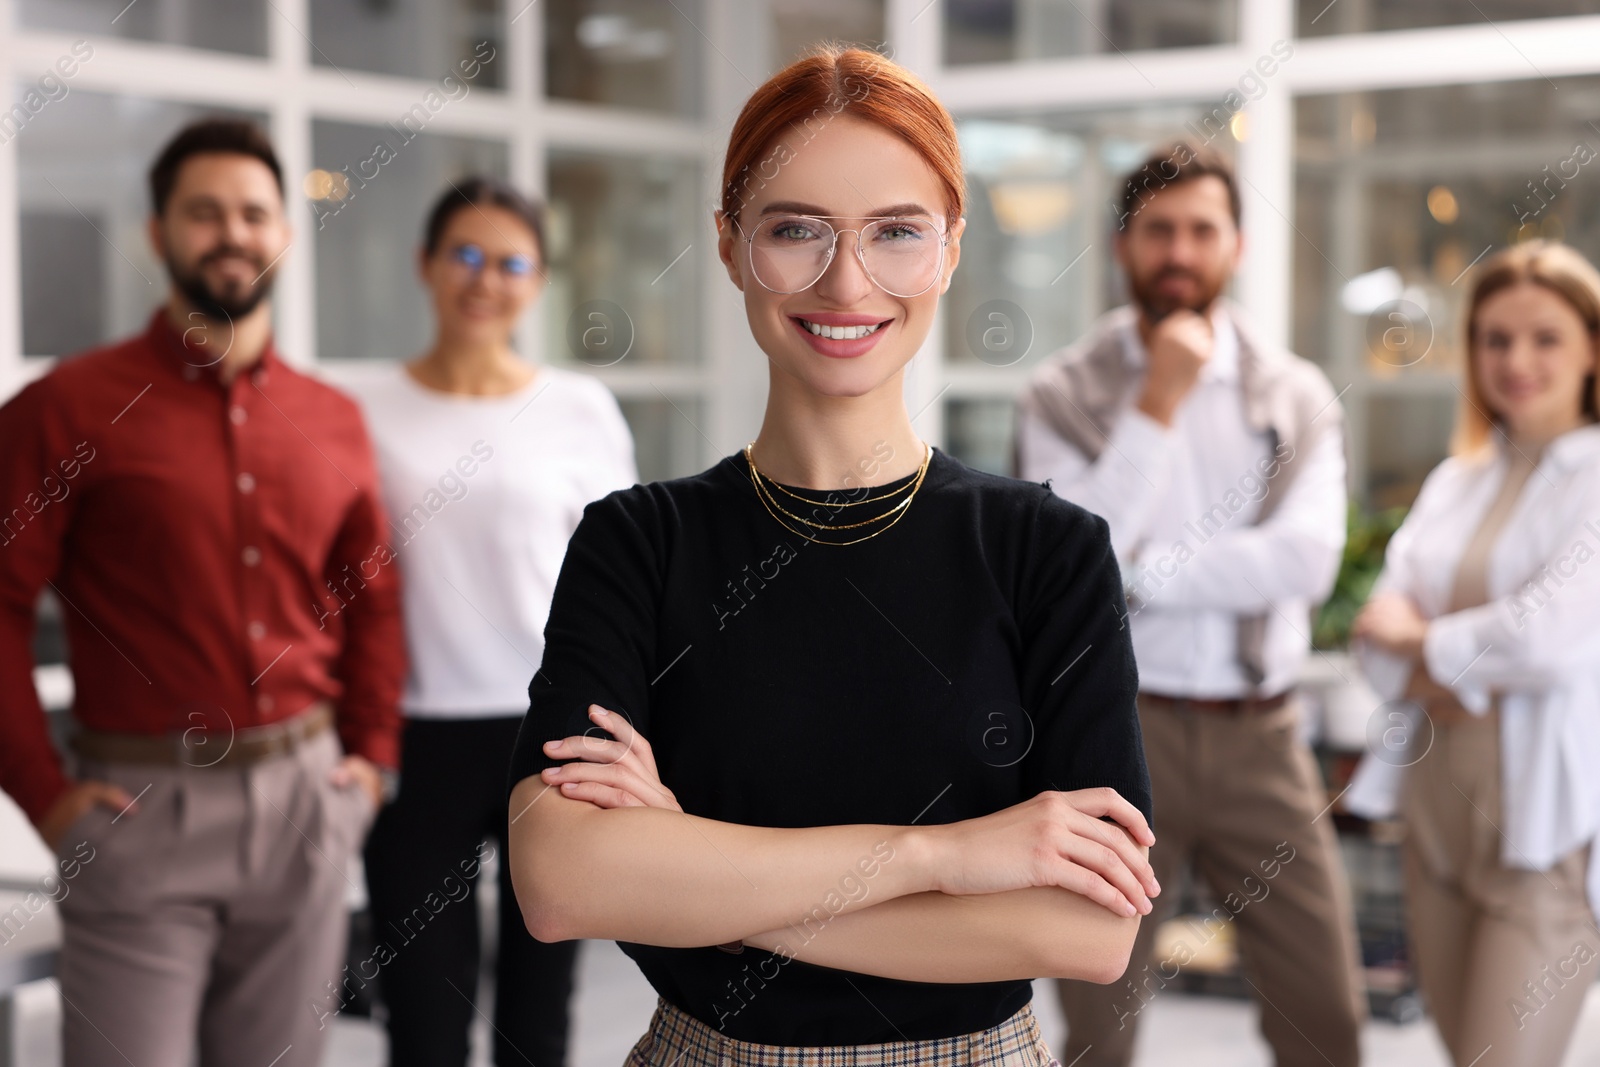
top-left (1423, 607), bottom-right (1500, 716)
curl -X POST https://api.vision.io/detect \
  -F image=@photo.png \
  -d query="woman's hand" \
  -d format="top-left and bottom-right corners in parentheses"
top-left (538, 704), bottom-right (682, 811)
top-left (1352, 591), bottom-right (1429, 660)
top-left (1402, 660), bottom-right (1478, 727)
top-left (921, 788), bottom-right (1159, 918)
top-left (540, 709), bottom-right (1156, 920)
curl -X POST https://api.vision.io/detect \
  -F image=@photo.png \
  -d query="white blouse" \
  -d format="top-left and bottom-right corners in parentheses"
top-left (345, 364), bottom-right (637, 718)
top-left (1347, 422), bottom-right (1600, 918)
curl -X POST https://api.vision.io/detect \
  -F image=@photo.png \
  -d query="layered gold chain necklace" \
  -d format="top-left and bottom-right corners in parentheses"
top-left (743, 441), bottom-right (932, 546)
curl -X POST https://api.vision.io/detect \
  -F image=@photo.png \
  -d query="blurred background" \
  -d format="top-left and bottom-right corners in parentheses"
top-left (5, 0), bottom-right (1600, 1064)
top-left (7, 0), bottom-right (1600, 497)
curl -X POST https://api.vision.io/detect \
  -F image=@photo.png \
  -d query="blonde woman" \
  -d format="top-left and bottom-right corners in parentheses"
top-left (1350, 240), bottom-right (1600, 1067)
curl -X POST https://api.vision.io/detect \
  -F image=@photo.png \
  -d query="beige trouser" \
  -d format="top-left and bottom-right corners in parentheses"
top-left (1401, 710), bottom-right (1598, 1067)
top-left (54, 725), bottom-right (376, 1067)
top-left (1057, 694), bottom-right (1366, 1067)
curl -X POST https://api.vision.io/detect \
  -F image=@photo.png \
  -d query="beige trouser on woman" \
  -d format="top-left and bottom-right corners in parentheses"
top-left (1402, 707), bottom-right (1598, 1067)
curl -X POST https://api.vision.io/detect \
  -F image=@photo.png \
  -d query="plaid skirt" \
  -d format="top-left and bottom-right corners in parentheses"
top-left (622, 996), bottom-right (1061, 1067)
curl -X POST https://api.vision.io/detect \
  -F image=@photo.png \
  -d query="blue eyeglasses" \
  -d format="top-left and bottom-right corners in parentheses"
top-left (448, 242), bottom-right (537, 279)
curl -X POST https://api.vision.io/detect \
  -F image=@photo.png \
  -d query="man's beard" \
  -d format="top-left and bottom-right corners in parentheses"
top-left (165, 244), bottom-right (276, 322)
top-left (1127, 264), bottom-right (1228, 322)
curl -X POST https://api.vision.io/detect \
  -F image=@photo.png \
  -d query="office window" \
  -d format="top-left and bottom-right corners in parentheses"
top-left (620, 395), bottom-right (707, 482)
top-left (311, 0), bottom-right (506, 89)
top-left (18, 0), bottom-right (267, 55)
top-left (1297, 0), bottom-right (1600, 37)
top-left (945, 0), bottom-right (1237, 66)
top-left (546, 0), bottom-right (702, 114)
top-left (770, 0), bottom-right (886, 66)
top-left (543, 150), bottom-right (702, 369)
top-left (1365, 393), bottom-right (1455, 509)
top-left (945, 397), bottom-right (1016, 476)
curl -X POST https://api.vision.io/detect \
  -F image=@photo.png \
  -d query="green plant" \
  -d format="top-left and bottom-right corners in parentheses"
top-left (1312, 503), bottom-right (1409, 650)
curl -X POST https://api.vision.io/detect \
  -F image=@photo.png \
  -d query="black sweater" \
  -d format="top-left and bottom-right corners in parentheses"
top-left (508, 446), bottom-right (1151, 1045)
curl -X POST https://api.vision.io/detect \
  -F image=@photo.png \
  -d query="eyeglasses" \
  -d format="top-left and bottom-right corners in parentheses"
top-left (446, 242), bottom-right (537, 280)
top-left (734, 214), bottom-right (949, 298)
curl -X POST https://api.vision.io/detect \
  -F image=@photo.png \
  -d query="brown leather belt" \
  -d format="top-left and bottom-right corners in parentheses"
top-left (71, 702), bottom-right (333, 768)
top-left (1140, 690), bottom-right (1292, 717)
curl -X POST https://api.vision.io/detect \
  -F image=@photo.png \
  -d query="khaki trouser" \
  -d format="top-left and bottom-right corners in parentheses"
top-left (1057, 694), bottom-right (1366, 1067)
top-left (1401, 710), bottom-right (1597, 1067)
top-left (54, 724), bottom-right (376, 1066)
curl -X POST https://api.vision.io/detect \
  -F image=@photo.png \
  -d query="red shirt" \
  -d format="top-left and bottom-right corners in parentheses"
top-left (0, 308), bottom-right (405, 824)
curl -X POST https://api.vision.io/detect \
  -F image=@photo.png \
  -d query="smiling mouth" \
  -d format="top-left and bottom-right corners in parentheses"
top-left (795, 317), bottom-right (888, 340)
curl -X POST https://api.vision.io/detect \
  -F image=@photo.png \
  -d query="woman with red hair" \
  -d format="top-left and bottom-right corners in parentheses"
top-left (507, 46), bottom-right (1157, 1065)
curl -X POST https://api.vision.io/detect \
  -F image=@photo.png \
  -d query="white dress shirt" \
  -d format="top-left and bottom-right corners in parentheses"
top-left (1017, 310), bottom-right (1347, 698)
top-left (346, 364), bottom-right (637, 717)
top-left (1347, 423), bottom-right (1600, 919)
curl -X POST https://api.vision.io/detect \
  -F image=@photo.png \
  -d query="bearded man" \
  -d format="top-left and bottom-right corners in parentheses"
top-left (1015, 142), bottom-right (1367, 1067)
top-left (0, 117), bottom-right (404, 1066)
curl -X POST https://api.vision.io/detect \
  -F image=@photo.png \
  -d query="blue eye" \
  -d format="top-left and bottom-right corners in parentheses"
top-left (504, 254), bottom-right (535, 277)
top-left (452, 244), bottom-right (486, 270)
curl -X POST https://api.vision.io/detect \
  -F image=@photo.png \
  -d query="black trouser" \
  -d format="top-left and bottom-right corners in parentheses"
top-left (364, 715), bottom-right (579, 1067)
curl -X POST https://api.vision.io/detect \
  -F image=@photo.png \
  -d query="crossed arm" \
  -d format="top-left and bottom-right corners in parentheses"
top-left (740, 885), bottom-right (1148, 985)
top-left (508, 705), bottom-right (1157, 986)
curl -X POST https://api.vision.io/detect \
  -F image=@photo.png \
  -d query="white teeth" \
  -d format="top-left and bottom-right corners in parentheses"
top-left (801, 319), bottom-right (882, 340)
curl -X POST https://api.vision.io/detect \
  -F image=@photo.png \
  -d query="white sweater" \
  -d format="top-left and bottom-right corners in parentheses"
top-left (1348, 422), bottom-right (1600, 919)
top-left (346, 364), bottom-right (636, 717)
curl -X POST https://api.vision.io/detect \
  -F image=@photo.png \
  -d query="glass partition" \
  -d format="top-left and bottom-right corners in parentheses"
top-left (945, 0), bottom-right (1237, 65)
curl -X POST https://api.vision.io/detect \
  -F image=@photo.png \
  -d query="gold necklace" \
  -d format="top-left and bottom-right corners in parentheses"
top-left (747, 454), bottom-right (929, 546)
top-left (743, 442), bottom-right (931, 546)
top-left (745, 443), bottom-right (929, 528)
top-left (760, 465), bottom-right (919, 508)
top-left (752, 470), bottom-right (916, 531)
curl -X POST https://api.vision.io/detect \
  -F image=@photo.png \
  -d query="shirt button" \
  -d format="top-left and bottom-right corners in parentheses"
top-left (237, 472), bottom-right (256, 493)
top-left (247, 620), bottom-right (266, 640)
top-left (230, 406), bottom-right (248, 425)
top-left (241, 545), bottom-right (262, 566)
top-left (257, 694), bottom-right (275, 713)
top-left (182, 366), bottom-right (199, 382)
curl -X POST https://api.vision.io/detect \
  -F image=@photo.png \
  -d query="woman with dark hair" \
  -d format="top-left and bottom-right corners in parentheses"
top-left (1350, 239), bottom-right (1600, 1067)
top-left (507, 48), bottom-right (1156, 1065)
top-left (350, 176), bottom-right (636, 1066)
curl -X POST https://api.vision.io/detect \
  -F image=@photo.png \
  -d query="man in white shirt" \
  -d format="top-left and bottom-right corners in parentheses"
top-left (1016, 142), bottom-right (1366, 1067)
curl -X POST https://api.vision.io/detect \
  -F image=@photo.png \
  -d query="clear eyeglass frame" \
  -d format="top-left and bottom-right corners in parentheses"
top-left (732, 213), bottom-right (951, 298)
